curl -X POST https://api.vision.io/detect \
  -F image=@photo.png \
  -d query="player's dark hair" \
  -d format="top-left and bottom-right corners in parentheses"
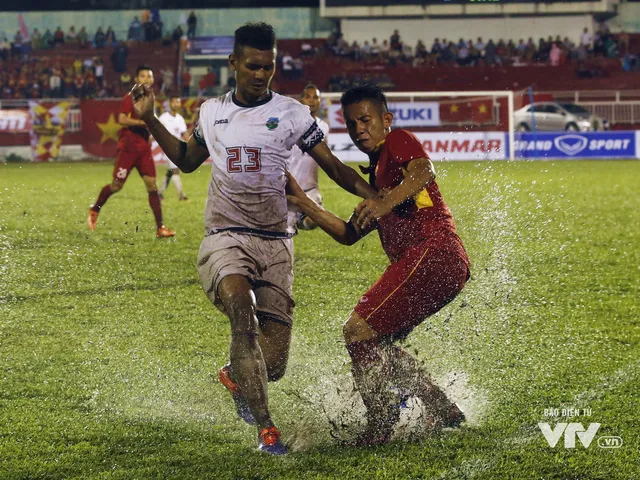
top-left (169, 94), bottom-right (181, 101)
top-left (234, 22), bottom-right (276, 56)
top-left (136, 65), bottom-right (153, 76)
top-left (302, 84), bottom-right (319, 96)
top-left (340, 84), bottom-right (389, 113)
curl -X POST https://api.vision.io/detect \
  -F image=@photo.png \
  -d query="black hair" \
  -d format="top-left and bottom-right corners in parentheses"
top-left (301, 84), bottom-right (319, 96)
top-left (169, 94), bottom-right (181, 101)
top-left (234, 22), bottom-right (276, 56)
top-left (136, 65), bottom-right (153, 76)
top-left (340, 84), bottom-right (389, 113)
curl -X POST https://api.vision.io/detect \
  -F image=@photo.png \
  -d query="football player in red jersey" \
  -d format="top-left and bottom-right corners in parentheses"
top-left (87, 65), bottom-right (175, 238)
top-left (286, 84), bottom-right (470, 446)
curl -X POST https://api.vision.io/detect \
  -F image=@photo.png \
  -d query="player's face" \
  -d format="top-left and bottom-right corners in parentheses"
top-left (301, 87), bottom-right (321, 116)
top-left (169, 97), bottom-right (181, 113)
top-left (343, 100), bottom-right (393, 155)
top-left (135, 69), bottom-right (154, 87)
top-left (229, 46), bottom-right (275, 102)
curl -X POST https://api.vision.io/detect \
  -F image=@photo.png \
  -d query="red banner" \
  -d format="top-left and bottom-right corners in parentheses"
top-left (80, 99), bottom-right (123, 158)
top-left (80, 97), bottom-right (204, 158)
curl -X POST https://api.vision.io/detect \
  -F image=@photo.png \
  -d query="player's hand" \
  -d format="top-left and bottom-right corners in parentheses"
top-left (285, 170), bottom-right (307, 204)
top-left (355, 197), bottom-right (392, 230)
top-left (130, 83), bottom-right (155, 122)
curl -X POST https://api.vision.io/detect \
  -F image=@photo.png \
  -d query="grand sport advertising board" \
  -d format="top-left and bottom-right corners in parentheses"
top-left (329, 131), bottom-right (639, 161)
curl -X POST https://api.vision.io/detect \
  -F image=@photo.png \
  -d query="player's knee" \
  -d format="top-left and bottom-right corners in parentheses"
top-left (110, 181), bottom-right (123, 192)
top-left (343, 313), bottom-right (377, 344)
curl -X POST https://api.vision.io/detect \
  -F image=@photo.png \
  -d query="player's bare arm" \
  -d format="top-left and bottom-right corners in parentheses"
top-left (307, 141), bottom-right (377, 200)
top-left (355, 157), bottom-right (436, 229)
top-left (286, 172), bottom-right (372, 245)
top-left (131, 84), bottom-right (209, 173)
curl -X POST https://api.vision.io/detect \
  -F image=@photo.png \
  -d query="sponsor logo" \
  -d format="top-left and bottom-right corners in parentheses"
top-left (266, 117), bottom-right (279, 130)
top-left (0, 110), bottom-right (31, 133)
top-left (553, 134), bottom-right (588, 156)
top-left (329, 102), bottom-right (440, 128)
top-left (214, 119), bottom-right (229, 125)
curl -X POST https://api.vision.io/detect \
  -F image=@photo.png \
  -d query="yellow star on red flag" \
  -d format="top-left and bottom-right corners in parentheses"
top-left (478, 104), bottom-right (488, 113)
top-left (97, 114), bottom-right (122, 143)
top-left (450, 104), bottom-right (459, 113)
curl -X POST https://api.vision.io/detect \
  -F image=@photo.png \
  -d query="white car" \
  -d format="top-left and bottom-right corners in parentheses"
top-left (514, 102), bottom-right (609, 132)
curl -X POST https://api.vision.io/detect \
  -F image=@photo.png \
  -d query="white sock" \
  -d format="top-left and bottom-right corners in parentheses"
top-left (159, 173), bottom-right (170, 195)
top-left (171, 175), bottom-right (184, 197)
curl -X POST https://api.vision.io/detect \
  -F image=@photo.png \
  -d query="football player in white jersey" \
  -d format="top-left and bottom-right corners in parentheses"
top-left (130, 22), bottom-right (375, 455)
top-left (287, 84), bottom-right (329, 231)
top-left (157, 95), bottom-right (189, 201)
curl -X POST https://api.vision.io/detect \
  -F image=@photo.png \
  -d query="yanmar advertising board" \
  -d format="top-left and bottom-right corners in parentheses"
top-left (514, 132), bottom-right (636, 159)
top-left (329, 132), bottom-right (506, 162)
top-left (328, 102), bottom-right (440, 129)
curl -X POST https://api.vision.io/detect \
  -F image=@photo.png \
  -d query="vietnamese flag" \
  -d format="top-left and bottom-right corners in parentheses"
top-left (81, 99), bottom-right (122, 158)
top-left (440, 98), bottom-right (494, 124)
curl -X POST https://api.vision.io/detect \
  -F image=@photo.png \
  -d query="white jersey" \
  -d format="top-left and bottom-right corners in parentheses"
top-left (158, 111), bottom-right (187, 141)
top-left (158, 111), bottom-right (188, 168)
top-left (194, 91), bottom-right (324, 236)
top-left (288, 117), bottom-right (329, 192)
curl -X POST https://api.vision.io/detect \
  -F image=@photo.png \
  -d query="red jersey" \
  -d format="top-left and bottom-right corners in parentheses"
top-left (370, 129), bottom-right (469, 266)
top-left (117, 93), bottom-right (150, 151)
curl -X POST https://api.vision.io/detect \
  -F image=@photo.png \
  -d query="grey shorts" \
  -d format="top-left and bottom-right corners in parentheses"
top-left (197, 231), bottom-right (295, 326)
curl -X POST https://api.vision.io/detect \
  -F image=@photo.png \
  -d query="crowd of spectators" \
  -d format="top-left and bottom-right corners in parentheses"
top-left (0, 56), bottom-right (110, 100)
top-left (323, 24), bottom-right (629, 69)
top-left (0, 9), bottom-right (198, 61)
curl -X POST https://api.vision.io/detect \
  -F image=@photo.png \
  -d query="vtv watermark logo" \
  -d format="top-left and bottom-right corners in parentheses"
top-left (538, 423), bottom-right (623, 449)
top-left (538, 423), bottom-right (600, 448)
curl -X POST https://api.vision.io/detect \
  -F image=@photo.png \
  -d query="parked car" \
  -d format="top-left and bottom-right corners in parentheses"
top-left (514, 102), bottom-right (610, 132)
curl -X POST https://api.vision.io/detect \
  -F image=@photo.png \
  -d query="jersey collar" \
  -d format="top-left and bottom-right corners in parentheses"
top-left (232, 90), bottom-right (273, 108)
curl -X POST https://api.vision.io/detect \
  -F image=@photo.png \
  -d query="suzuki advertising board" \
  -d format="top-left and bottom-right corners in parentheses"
top-left (328, 102), bottom-right (440, 129)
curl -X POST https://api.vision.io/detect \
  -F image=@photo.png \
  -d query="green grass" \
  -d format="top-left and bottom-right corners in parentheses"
top-left (0, 159), bottom-right (638, 479)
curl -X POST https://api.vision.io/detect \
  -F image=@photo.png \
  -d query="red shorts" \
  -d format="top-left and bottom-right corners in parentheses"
top-left (354, 242), bottom-right (469, 338)
top-left (112, 148), bottom-right (156, 181)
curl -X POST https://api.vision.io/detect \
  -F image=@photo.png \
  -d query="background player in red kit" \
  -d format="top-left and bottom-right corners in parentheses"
top-left (87, 65), bottom-right (175, 238)
top-left (286, 84), bottom-right (470, 446)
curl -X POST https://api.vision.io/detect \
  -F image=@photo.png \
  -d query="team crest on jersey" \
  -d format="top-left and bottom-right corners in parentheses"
top-left (266, 117), bottom-right (279, 130)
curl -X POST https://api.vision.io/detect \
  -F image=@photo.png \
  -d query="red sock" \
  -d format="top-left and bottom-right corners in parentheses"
top-left (92, 184), bottom-right (113, 212)
top-left (148, 191), bottom-right (163, 229)
top-left (346, 338), bottom-right (383, 368)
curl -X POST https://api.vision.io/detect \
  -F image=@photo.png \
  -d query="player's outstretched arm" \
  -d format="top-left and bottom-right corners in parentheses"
top-left (307, 142), bottom-right (377, 200)
top-left (131, 84), bottom-right (209, 173)
top-left (286, 172), bottom-right (371, 245)
top-left (355, 157), bottom-right (436, 229)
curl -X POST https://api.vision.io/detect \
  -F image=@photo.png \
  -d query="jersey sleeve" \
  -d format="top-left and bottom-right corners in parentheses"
top-left (386, 129), bottom-right (429, 165)
top-left (120, 94), bottom-right (134, 115)
top-left (286, 103), bottom-right (324, 152)
top-left (192, 101), bottom-right (208, 146)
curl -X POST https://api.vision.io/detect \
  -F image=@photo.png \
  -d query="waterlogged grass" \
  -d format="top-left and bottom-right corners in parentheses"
top-left (0, 160), bottom-right (638, 479)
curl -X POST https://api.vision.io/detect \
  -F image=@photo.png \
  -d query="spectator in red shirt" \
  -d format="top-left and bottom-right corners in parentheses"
top-left (181, 69), bottom-right (191, 97)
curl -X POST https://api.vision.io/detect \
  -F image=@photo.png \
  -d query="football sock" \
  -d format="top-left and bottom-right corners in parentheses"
top-left (385, 345), bottom-right (452, 413)
top-left (159, 171), bottom-right (172, 195)
top-left (92, 184), bottom-right (114, 212)
top-left (148, 191), bottom-right (163, 229)
top-left (171, 174), bottom-right (184, 197)
top-left (229, 330), bottom-right (272, 430)
top-left (346, 339), bottom-right (397, 431)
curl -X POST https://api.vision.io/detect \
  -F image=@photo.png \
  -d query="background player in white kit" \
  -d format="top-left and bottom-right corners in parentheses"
top-left (157, 95), bottom-right (190, 201)
top-left (130, 22), bottom-right (376, 455)
top-left (287, 84), bottom-right (329, 231)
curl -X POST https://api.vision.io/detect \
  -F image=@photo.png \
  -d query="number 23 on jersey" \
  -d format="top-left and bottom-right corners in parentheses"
top-left (226, 146), bottom-right (262, 173)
